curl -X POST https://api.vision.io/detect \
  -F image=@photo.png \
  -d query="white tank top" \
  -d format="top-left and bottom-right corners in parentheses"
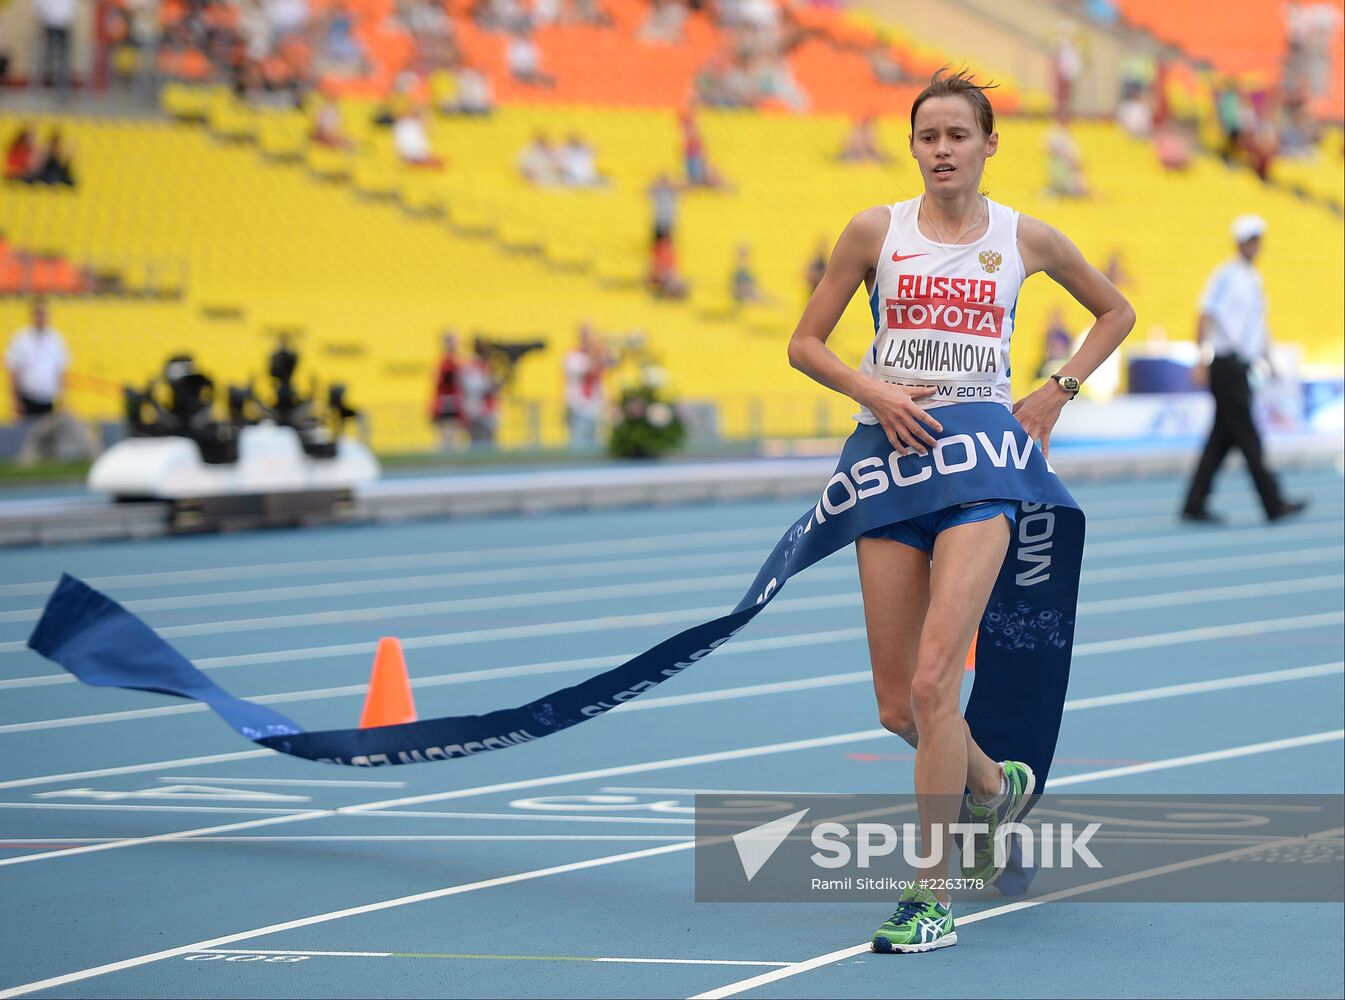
top-left (857, 195), bottom-right (1026, 421)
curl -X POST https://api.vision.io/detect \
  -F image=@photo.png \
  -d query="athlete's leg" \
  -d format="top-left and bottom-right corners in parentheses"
top-left (910, 514), bottom-right (1012, 903)
top-left (856, 534), bottom-right (928, 744)
top-left (856, 534), bottom-right (1000, 796)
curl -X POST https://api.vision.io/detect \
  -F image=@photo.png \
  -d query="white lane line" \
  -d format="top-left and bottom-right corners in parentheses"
top-left (688, 826), bottom-right (1345, 999)
top-left (0, 624), bottom-right (865, 693)
top-left (0, 729), bottom-right (892, 865)
top-left (5, 548), bottom-right (1339, 656)
top-left (3, 737), bottom-right (1341, 998)
top-left (0, 750), bottom-right (272, 791)
top-left (195, 948), bottom-right (394, 957)
top-left (1, 836), bottom-right (696, 844)
top-left (0, 812), bottom-right (327, 868)
top-left (358, 810), bottom-right (695, 825)
top-left (7, 662), bottom-right (1337, 821)
top-left (3, 538), bottom-right (1338, 627)
top-left (0, 526), bottom-right (785, 597)
top-left (151, 776), bottom-right (406, 788)
top-left (5, 608), bottom-right (1340, 734)
top-left (1080, 545), bottom-right (1344, 584)
top-left (184, 948), bottom-right (786, 966)
top-left (617, 659), bottom-right (1345, 715)
top-left (1060, 662), bottom-right (1344, 711)
top-left (0, 841), bottom-right (701, 999)
top-left (1082, 518), bottom-right (1333, 558)
top-left (0, 753), bottom-right (273, 791)
top-left (6, 531), bottom-right (1340, 679)
top-left (4, 482), bottom-right (1335, 597)
top-left (596, 959), bottom-right (790, 967)
top-left (1044, 730), bottom-right (1345, 788)
top-left (0, 550), bottom-right (768, 623)
top-left (0, 576), bottom-right (859, 655)
top-left (0, 803), bottom-right (315, 815)
top-left (1076, 575), bottom-right (1342, 614)
top-left (1071, 610), bottom-right (1344, 656)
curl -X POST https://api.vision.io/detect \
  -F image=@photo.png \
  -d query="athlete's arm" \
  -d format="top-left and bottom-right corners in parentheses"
top-left (787, 207), bottom-right (942, 455)
top-left (1014, 216), bottom-right (1136, 456)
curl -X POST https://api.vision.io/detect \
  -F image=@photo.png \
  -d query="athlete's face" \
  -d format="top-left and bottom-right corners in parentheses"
top-left (909, 96), bottom-right (998, 195)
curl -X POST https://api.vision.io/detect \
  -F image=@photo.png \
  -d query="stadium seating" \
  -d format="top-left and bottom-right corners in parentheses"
top-left (1, 53), bottom-right (1341, 452)
top-left (1115, 0), bottom-right (1343, 120)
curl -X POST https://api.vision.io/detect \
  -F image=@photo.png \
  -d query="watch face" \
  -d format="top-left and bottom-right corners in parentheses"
top-left (1060, 376), bottom-right (1080, 392)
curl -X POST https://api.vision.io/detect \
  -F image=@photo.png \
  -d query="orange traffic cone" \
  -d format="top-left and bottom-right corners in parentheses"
top-left (359, 637), bottom-right (418, 728)
top-left (964, 631), bottom-right (978, 672)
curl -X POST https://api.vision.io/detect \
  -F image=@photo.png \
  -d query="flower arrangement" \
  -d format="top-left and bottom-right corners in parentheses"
top-left (608, 363), bottom-right (685, 459)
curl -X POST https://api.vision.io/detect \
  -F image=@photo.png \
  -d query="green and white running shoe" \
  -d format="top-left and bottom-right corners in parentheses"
top-left (871, 885), bottom-right (957, 954)
top-left (961, 760), bottom-right (1036, 885)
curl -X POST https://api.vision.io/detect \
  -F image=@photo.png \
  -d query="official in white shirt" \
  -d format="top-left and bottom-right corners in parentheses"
top-left (1181, 216), bottom-right (1306, 523)
top-left (4, 298), bottom-right (95, 465)
top-left (5, 298), bottom-right (68, 417)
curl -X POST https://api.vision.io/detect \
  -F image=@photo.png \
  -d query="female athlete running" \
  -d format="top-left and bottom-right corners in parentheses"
top-left (787, 68), bottom-right (1135, 952)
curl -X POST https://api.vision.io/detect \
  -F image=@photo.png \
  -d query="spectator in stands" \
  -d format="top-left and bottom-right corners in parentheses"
top-left (5, 298), bottom-right (96, 466)
top-left (1284, 2), bottom-right (1340, 102)
top-left (1278, 91), bottom-right (1316, 157)
top-left (315, 2), bottom-right (366, 77)
top-left (694, 52), bottom-right (749, 108)
top-left (455, 65), bottom-right (494, 115)
top-left (460, 335), bottom-right (501, 448)
top-left (866, 43), bottom-right (906, 87)
top-left (24, 129), bottom-right (75, 186)
top-left (1116, 69), bottom-right (1152, 139)
top-left (1036, 306), bottom-right (1074, 379)
top-left (750, 51), bottom-right (807, 111)
top-left (1045, 122), bottom-right (1089, 198)
top-left (558, 132), bottom-right (607, 187)
top-left (1153, 119), bottom-right (1192, 171)
top-left (1243, 97), bottom-right (1279, 182)
top-left (518, 131), bottom-right (560, 185)
top-left (507, 27), bottom-right (555, 87)
top-left (396, 0), bottom-right (458, 71)
top-left (802, 239), bottom-right (827, 297)
top-left (238, 0), bottom-right (273, 64)
top-left (1051, 23), bottom-right (1083, 123)
top-left (836, 113), bottom-right (889, 164)
top-left (679, 110), bottom-right (728, 188)
top-left (572, 0), bottom-right (612, 26)
top-left (35, 0), bottom-right (76, 99)
top-left (475, 0), bottom-right (523, 31)
top-left (125, 0), bottom-right (162, 106)
top-left (564, 323), bottom-right (610, 450)
top-left (394, 106), bottom-right (446, 168)
top-left (266, 0), bottom-right (309, 45)
top-left (647, 172), bottom-right (679, 244)
top-left (1104, 249), bottom-right (1132, 290)
top-left (649, 235), bottom-right (688, 299)
top-left (1213, 77), bottom-right (1244, 164)
top-left (730, 244), bottom-right (773, 306)
top-left (1082, 0), bottom-right (1117, 25)
top-left (430, 329), bottom-right (466, 451)
top-left (639, 0), bottom-right (687, 44)
top-left (311, 97), bottom-right (352, 148)
top-left (4, 124), bottom-right (35, 181)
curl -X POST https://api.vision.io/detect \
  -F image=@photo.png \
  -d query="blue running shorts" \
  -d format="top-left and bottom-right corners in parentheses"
top-left (861, 500), bottom-right (1018, 554)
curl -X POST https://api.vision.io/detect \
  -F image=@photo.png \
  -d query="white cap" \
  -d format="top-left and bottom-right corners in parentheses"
top-left (1232, 214), bottom-right (1266, 243)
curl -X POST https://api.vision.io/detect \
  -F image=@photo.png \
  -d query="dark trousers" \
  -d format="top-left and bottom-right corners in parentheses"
top-left (41, 25), bottom-right (71, 94)
top-left (1183, 355), bottom-right (1284, 517)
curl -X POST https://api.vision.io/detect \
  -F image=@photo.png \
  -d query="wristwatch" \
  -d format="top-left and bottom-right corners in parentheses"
top-left (1050, 374), bottom-right (1081, 399)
